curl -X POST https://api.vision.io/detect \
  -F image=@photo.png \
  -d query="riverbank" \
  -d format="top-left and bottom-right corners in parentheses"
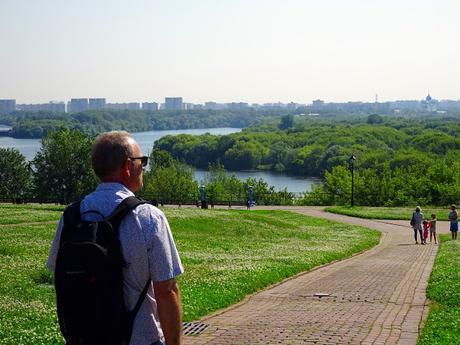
top-left (0, 127), bottom-right (319, 192)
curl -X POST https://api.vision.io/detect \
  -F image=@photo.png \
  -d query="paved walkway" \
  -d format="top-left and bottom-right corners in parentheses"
top-left (183, 207), bottom-right (449, 345)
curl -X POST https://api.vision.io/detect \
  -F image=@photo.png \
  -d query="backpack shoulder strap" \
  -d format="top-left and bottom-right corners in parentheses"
top-left (106, 196), bottom-right (148, 232)
top-left (63, 200), bottom-right (82, 226)
top-left (61, 200), bottom-right (82, 242)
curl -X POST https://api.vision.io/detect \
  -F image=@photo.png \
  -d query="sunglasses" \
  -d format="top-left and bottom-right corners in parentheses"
top-left (129, 156), bottom-right (149, 167)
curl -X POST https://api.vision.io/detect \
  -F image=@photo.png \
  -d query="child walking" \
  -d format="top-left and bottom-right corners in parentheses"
top-left (422, 220), bottom-right (429, 244)
top-left (429, 214), bottom-right (437, 244)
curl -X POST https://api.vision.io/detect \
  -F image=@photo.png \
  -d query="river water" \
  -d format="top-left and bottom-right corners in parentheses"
top-left (0, 127), bottom-right (319, 192)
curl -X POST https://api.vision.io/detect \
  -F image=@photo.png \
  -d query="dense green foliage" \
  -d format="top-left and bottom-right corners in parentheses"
top-left (1, 112), bottom-right (458, 206)
top-left (0, 108), bottom-right (286, 138)
top-left (0, 148), bottom-right (32, 201)
top-left (419, 235), bottom-right (460, 344)
top-left (0, 129), bottom-right (290, 205)
top-left (155, 114), bottom-right (459, 175)
top-left (298, 161), bottom-right (459, 206)
top-left (199, 163), bottom-right (294, 205)
top-left (0, 204), bottom-right (379, 344)
top-left (140, 149), bottom-right (199, 204)
top-left (139, 150), bottom-right (294, 205)
top-left (324, 206), bottom-right (450, 221)
top-left (2, 110), bottom-right (153, 137)
top-left (31, 129), bottom-right (98, 203)
top-left (155, 114), bottom-right (460, 206)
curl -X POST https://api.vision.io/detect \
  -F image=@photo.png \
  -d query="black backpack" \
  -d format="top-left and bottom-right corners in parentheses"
top-left (55, 196), bottom-right (151, 345)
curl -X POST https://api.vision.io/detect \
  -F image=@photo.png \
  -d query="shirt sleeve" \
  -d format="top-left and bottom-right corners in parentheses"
top-left (47, 216), bottom-right (64, 272)
top-left (146, 210), bottom-right (184, 282)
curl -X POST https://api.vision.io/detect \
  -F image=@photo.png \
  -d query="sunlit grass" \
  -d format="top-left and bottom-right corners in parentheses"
top-left (0, 203), bottom-right (64, 225)
top-left (0, 205), bottom-right (380, 344)
top-left (418, 235), bottom-right (460, 344)
top-left (325, 206), bottom-right (449, 221)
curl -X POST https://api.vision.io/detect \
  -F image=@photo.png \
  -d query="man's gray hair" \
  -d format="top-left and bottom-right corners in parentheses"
top-left (92, 131), bottom-right (134, 179)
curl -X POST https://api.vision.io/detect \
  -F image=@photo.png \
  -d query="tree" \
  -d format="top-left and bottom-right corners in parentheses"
top-left (0, 148), bottom-right (32, 202)
top-left (223, 141), bottom-right (265, 170)
top-left (278, 114), bottom-right (294, 130)
top-left (367, 114), bottom-right (383, 124)
top-left (150, 148), bottom-right (174, 169)
top-left (142, 156), bottom-right (198, 204)
top-left (32, 128), bottom-right (97, 203)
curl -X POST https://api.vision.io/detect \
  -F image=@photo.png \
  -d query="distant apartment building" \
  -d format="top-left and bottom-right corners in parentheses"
top-left (68, 98), bottom-right (89, 113)
top-left (88, 98), bottom-right (106, 110)
top-left (0, 99), bottom-right (16, 114)
top-left (437, 99), bottom-right (460, 110)
top-left (204, 101), bottom-right (225, 110)
top-left (165, 97), bottom-right (183, 110)
top-left (390, 100), bottom-right (422, 110)
top-left (184, 103), bottom-right (196, 110)
top-left (105, 103), bottom-right (140, 111)
top-left (226, 102), bottom-right (249, 110)
top-left (311, 99), bottom-right (325, 109)
top-left (142, 102), bottom-right (159, 111)
top-left (287, 102), bottom-right (301, 110)
top-left (17, 101), bottom-right (65, 113)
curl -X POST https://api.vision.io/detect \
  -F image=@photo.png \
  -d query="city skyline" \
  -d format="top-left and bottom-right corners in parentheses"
top-left (3, 93), bottom-right (460, 106)
top-left (2, 93), bottom-right (456, 115)
top-left (1, 0), bottom-right (460, 103)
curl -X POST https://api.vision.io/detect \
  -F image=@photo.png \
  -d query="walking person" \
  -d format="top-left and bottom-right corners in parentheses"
top-left (48, 131), bottom-right (184, 345)
top-left (448, 204), bottom-right (458, 240)
top-left (429, 214), bottom-right (438, 244)
top-left (422, 220), bottom-right (429, 244)
top-left (411, 206), bottom-right (424, 244)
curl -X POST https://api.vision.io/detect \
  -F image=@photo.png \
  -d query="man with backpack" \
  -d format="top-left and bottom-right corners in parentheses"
top-left (47, 131), bottom-right (184, 345)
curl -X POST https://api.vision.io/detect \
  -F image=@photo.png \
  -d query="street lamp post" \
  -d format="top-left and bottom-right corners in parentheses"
top-left (199, 185), bottom-right (207, 209)
top-left (349, 155), bottom-right (356, 207)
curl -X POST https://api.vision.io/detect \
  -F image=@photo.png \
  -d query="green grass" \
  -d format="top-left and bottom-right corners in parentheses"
top-left (418, 235), bottom-right (460, 344)
top-left (0, 204), bottom-right (380, 345)
top-left (0, 203), bottom-right (64, 225)
top-left (325, 206), bottom-right (450, 221)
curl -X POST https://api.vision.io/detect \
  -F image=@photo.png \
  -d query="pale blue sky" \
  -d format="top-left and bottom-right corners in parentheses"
top-left (1, 0), bottom-right (459, 104)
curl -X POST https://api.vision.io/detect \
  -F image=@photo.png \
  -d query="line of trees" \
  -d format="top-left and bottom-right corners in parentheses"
top-left (0, 108), bottom-right (291, 139)
top-left (152, 114), bottom-right (459, 206)
top-left (298, 163), bottom-right (459, 206)
top-left (1, 115), bottom-right (458, 207)
top-left (154, 114), bottom-right (460, 178)
top-left (0, 129), bottom-right (294, 205)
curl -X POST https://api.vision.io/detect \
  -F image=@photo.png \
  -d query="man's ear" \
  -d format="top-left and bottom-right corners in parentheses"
top-left (121, 158), bottom-right (132, 177)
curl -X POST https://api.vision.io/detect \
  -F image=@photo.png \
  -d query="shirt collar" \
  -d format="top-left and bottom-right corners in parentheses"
top-left (96, 182), bottom-right (135, 196)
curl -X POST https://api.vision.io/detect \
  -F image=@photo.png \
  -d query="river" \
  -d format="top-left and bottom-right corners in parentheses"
top-left (0, 127), bottom-right (319, 192)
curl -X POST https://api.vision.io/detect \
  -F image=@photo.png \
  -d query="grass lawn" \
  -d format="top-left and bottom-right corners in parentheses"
top-left (0, 203), bottom-right (63, 225)
top-left (325, 206), bottom-right (450, 221)
top-left (0, 204), bottom-right (379, 345)
top-left (418, 234), bottom-right (460, 344)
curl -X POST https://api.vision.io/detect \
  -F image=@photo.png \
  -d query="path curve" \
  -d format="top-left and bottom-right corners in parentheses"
top-left (183, 206), bottom-right (447, 345)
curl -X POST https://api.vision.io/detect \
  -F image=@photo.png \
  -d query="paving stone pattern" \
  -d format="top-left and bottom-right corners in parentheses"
top-left (183, 207), bottom-right (447, 345)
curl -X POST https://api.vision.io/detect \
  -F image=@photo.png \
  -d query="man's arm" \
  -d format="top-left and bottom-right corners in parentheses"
top-left (47, 216), bottom-right (64, 271)
top-left (154, 278), bottom-right (182, 345)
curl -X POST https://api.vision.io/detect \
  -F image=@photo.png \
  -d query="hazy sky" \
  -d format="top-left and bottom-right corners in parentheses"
top-left (1, 0), bottom-right (459, 104)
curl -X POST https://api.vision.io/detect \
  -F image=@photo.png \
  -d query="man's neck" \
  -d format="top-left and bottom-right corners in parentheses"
top-left (101, 178), bottom-right (136, 193)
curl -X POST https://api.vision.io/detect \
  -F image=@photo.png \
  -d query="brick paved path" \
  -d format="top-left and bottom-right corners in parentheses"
top-left (183, 207), bottom-right (447, 345)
